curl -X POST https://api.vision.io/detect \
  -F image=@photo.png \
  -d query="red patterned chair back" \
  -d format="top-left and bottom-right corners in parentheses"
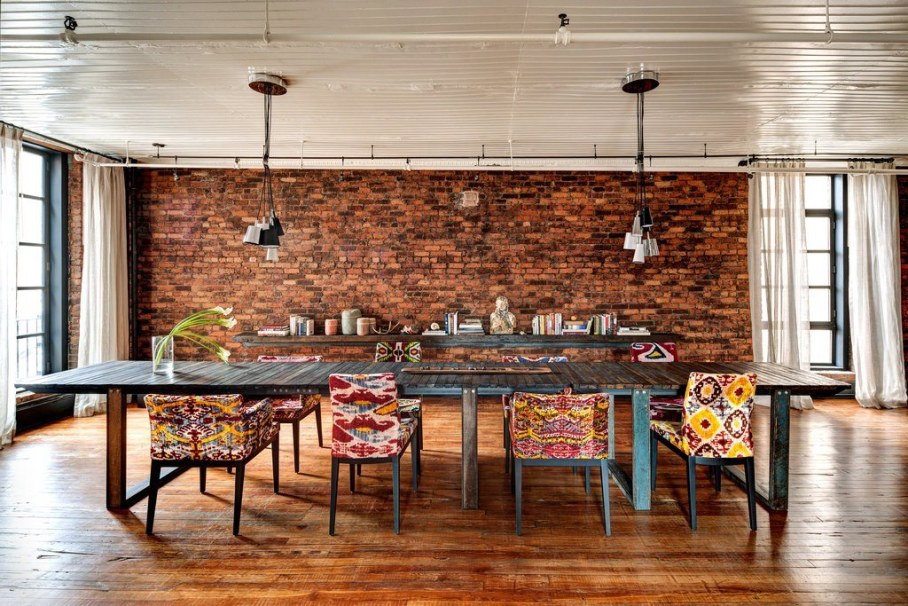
top-left (630, 342), bottom-right (678, 363)
top-left (374, 341), bottom-right (422, 362)
top-left (329, 373), bottom-right (409, 459)
top-left (500, 355), bottom-right (569, 363)
top-left (144, 394), bottom-right (275, 462)
top-left (258, 355), bottom-right (322, 363)
top-left (680, 372), bottom-right (757, 458)
top-left (510, 392), bottom-right (610, 460)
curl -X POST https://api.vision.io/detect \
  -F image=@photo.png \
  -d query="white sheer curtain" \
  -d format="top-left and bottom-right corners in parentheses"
top-left (0, 125), bottom-right (23, 446)
top-left (847, 161), bottom-right (907, 408)
top-left (748, 160), bottom-right (814, 409)
top-left (74, 156), bottom-right (128, 417)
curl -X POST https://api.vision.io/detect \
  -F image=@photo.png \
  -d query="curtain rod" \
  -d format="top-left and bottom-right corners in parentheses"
top-left (1, 122), bottom-right (122, 162)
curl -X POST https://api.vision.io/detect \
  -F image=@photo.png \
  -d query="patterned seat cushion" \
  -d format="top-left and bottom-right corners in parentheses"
top-left (271, 394), bottom-right (321, 423)
top-left (398, 398), bottom-right (421, 416)
top-left (630, 342), bottom-right (678, 363)
top-left (375, 341), bottom-right (422, 362)
top-left (650, 419), bottom-right (684, 451)
top-left (500, 355), bottom-right (569, 363)
top-left (144, 394), bottom-right (276, 462)
top-left (650, 398), bottom-right (684, 422)
top-left (329, 373), bottom-right (413, 459)
top-left (510, 392), bottom-right (611, 460)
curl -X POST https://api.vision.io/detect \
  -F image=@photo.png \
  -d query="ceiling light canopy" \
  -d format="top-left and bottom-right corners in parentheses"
top-left (554, 13), bottom-right (571, 46)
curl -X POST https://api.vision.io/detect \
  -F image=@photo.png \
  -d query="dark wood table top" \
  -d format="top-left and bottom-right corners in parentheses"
top-left (17, 360), bottom-right (849, 397)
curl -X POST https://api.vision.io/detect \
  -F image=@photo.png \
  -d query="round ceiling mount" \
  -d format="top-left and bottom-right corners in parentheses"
top-left (248, 72), bottom-right (288, 95)
top-left (621, 69), bottom-right (660, 94)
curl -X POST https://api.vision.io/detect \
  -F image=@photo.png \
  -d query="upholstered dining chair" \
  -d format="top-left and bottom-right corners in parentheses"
top-left (500, 355), bottom-right (569, 474)
top-left (630, 342), bottom-right (684, 423)
top-left (143, 394), bottom-right (279, 536)
top-left (509, 392), bottom-right (613, 535)
top-left (650, 372), bottom-right (759, 530)
top-left (256, 355), bottom-right (324, 473)
top-left (328, 373), bottom-right (421, 535)
top-left (373, 342), bottom-right (423, 451)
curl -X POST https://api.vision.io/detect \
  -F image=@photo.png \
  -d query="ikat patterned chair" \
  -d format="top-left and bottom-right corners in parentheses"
top-left (328, 373), bottom-right (421, 535)
top-left (500, 355), bottom-right (570, 474)
top-left (630, 342), bottom-right (684, 423)
top-left (509, 392), bottom-right (613, 535)
top-left (373, 342), bottom-right (423, 450)
top-left (143, 394), bottom-right (279, 536)
top-left (255, 355), bottom-right (324, 473)
top-left (650, 372), bottom-right (758, 530)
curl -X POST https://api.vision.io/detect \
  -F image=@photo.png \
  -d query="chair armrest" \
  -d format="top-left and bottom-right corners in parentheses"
top-left (240, 397), bottom-right (274, 431)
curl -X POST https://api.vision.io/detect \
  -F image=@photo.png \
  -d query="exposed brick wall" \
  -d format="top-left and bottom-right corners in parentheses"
top-left (132, 169), bottom-right (752, 363)
top-left (67, 156), bottom-right (82, 369)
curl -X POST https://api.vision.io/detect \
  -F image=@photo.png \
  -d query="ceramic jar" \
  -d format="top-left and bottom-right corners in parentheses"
top-left (341, 309), bottom-right (361, 335)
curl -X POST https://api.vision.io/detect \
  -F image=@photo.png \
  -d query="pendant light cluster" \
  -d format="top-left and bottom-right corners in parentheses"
top-left (622, 69), bottom-right (660, 263)
top-left (242, 72), bottom-right (287, 261)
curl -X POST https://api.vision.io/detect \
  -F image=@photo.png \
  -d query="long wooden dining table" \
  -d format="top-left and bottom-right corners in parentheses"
top-left (17, 360), bottom-right (848, 513)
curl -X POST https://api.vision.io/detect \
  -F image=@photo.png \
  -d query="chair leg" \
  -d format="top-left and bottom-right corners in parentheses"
top-left (272, 431), bottom-right (280, 493)
top-left (357, 463), bottom-right (362, 476)
top-left (232, 463), bottom-right (246, 536)
top-left (199, 466), bottom-right (207, 493)
top-left (504, 419), bottom-right (511, 474)
top-left (515, 459), bottom-right (523, 535)
top-left (745, 458), bottom-right (757, 531)
top-left (412, 436), bottom-right (420, 492)
top-left (349, 463), bottom-right (356, 493)
top-left (650, 432), bottom-right (658, 491)
top-left (146, 460), bottom-right (162, 535)
top-left (600, 460), bottom-right (611, 536)
top-left (510, 451), bottom-right (516, 495)
top-left (713, 465), bottom-right (722, 493)
top-left (292, 420), bottom-right (300, 474)
top-left (686, 458), bottom-right (698, 530)
top-left (314, 405), bottom-right (324, 448)
top-left (417, 411), bottom-right (424, 451)
top-left (329, 458), bottom-right (339, 535)
top-left (392, 457), bottom-right (401, 534)
top-left (584, 466), bottom-right (591, 495)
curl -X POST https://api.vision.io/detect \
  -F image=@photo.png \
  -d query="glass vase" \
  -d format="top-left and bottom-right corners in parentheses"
top-left (152, 336), bottom-right (174, 375)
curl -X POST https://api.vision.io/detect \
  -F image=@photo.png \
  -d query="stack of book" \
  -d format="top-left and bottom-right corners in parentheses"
top-left (457, 318), bottom-right (485, 335)
top-left (588, 314), bottom-right (618, 336)
top-left (444, 311), bottom-right (459, 335)
top-left (531, 313), bottom-right (563, 335)
top-left (422, 328), bottom-right (447, 336)
top-left (257, 324), bottom-right (290, 337)
top-left (561, 320), bottom-right (588, 336)
top-left (617, 326), bottom-right (650, 336)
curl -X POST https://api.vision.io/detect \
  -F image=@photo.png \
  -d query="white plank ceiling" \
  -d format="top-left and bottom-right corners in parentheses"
top-left (1, 0), bottom-right (907, 169)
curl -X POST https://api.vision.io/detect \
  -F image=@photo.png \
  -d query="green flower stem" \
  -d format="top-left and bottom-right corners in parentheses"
top-left (153, 307), bottom-right (234, 368)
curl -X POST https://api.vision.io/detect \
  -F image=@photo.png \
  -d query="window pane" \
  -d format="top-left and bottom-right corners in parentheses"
top-left (807, 253), bottom-right (831, 286)
top-left (810, 330), bottom-right (833, 365)
top-left (19, 151), bottom-right (45, 198)
top-left (16, 245), bottom-right (45, 287)
top-left (17, 335), bottom-right (44, 379)
top-left (18, 196), bottom-right (45, 244)
top-left (16, 290), bottom-right (45, 335)
top-left (809, 288), bottom-right (831, 323)
top-left (805, 176), bottom-right (831, 209)
top-left (805, 217), bottom-right (830, 250)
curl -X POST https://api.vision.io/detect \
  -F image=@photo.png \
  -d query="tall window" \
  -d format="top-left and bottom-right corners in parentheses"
top-left (804, 175), bottom-right (847, 369)
top-left (16, 145), bottom-right (67, 383)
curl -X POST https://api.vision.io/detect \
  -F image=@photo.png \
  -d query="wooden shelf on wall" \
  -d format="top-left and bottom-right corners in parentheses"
top-left (233, 332), bottom-right (681, 349)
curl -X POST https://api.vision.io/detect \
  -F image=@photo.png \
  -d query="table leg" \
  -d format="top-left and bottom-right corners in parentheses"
top-left (607, 388), bottom-right (652, 511)
top-left (767, 388), bottom-right (790, 510)
top-left (106, 388), bottom-right (127, 510)
top-left (462, 386), bottom-right (479, 509)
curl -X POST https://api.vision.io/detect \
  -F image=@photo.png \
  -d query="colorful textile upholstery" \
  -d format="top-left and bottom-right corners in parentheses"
top-left (630, 342), bottom-right (683, 423)
top-left (143, 394), bottom-right (279, 535)
top-left (508, 392), bottom-right (613, 536)
top-left (328, 373), bottom-right (421, 534)
top-left (375, 341), bottom-right (422, 363)
top-left (500, 355), bottom-right (569, 363)
top-left (256, 355), bottom-right (325, 473)
top-left (650, 372), bottom-right (759, 530)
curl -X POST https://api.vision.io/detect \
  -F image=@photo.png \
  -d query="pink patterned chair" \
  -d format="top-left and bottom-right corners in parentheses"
top-left (256, 355), bottom-right (324, 473)
top-left (328, 373), bottom-right (421, 535)
top-left (143, 394), bottom-right (279, 536)
top-left (373, 342), bottom-right (423, 451)
top-left (500, 355), bottom-right (570, 474)
top-left (510, 392), bottom-right (613, 535)
top-left (650, 372), bottom-right (758, 530)
top-left (630, 342), bottom-right (684, 423)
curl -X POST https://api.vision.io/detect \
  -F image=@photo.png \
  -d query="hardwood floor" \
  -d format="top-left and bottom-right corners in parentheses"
top-left (1, 397), bottom-right (906, 604)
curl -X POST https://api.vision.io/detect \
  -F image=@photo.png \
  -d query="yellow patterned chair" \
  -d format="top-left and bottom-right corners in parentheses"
top-left (256, 355), bottom-right (325, 473)
top-left (143, 394), bottom-right (279, 536)
top-left (509, 392), bottom-right (613, 536)
top-left (650, 372), bottom-right (758, 530)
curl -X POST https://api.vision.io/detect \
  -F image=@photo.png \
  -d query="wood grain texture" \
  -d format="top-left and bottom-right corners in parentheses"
top-left (2, 397), bottom-right (906, 603)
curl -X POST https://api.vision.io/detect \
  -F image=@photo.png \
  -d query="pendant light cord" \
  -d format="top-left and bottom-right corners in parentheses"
top-left (636, 92), bottom-right (646, 216)
top-left (259, 92), bottom-right (273, 222)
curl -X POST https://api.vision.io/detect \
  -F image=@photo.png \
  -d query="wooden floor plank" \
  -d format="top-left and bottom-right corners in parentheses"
top-left (0, 397), bottom-right (906, 603)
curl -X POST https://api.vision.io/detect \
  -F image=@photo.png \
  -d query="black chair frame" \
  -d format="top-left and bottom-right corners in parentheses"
top-left (650, 430), bottom-right (757, 531)
top-left (329, 425), bottom-right (420, 535)
top-left (146, 430), bottom-right (279, 536)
